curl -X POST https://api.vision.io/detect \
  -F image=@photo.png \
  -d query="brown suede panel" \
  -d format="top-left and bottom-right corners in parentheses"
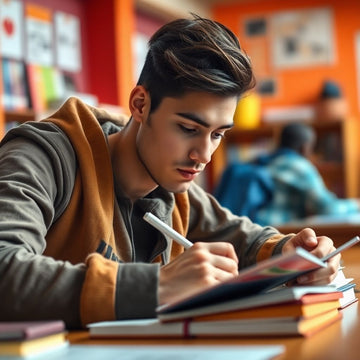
top-left (256, 234), bottom-right (287, 262)
top-left (80, 253), bottom-right (118, 326)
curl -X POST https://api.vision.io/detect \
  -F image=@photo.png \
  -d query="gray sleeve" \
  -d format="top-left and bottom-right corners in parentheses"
top-left (186, 183), bottom-right (282, 269)
top-left (0, 125), bottom-right (85, 329)
top-left (115, 263), bottom-right (159, 320)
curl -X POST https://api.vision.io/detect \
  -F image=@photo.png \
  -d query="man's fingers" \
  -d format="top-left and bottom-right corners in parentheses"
top-left (158, 242), bottom-right (239, 305)
top-left (189, 242), bottom-right (239, 277)
top-left (192, 242), bottom-right (239, 263)
top-left (297, 254), bottom-right (340, 285)
top-left (295, 228), bottom-right (318, 250)
top-left (309, 237), bottom-right (335, 259)
top-left (211, 254), bottom-right (239, 276)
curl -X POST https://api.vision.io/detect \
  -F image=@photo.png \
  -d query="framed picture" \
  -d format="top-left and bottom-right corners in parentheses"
top-left (271, 8), bottom-right (334, 68)
top-left (55, 11), bottom-right (81, 72)
top-left (257, 77), bottom-right (277, 96)
top-left (0, 0), bottom-right (24, 59)
top-left (244, 17), bottom-right (267, 37)
top-left (25, 4), bottom-right (53, 66)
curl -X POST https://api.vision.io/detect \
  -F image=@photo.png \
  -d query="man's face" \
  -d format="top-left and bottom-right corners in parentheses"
top-left (135, 91), bottom-right (237, 193)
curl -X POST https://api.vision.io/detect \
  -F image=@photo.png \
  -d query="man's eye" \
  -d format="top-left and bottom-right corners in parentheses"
top-left (179, 124), bottom-right (197, 134)
top-left (213, 132), bottom-right (225, 140)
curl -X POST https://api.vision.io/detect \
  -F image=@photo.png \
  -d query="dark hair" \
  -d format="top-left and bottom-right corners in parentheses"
top-left (137, 14), bottom-right (255, 112)
top-left (279, 123), bottom-right (315, 152)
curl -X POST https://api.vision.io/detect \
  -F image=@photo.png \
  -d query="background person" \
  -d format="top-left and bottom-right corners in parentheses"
top-left (255, 122), bottom-right (360, 225)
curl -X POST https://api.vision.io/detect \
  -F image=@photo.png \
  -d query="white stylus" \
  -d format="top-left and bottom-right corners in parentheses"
top-left (321, 235), bottom-right (360, 262)
top-left (143, 212), bottom-right (193, 249)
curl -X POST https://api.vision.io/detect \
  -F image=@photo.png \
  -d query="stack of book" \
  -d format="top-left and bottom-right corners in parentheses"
top-left (330, 268), bottom-right (357, 309)
top-left (89, 246), bottom-right (357, 338)
top-left (0, 320), bottom-right (68, 358)
top-left (26, 64), bottom-right (66, 113)
top-left (1, 59), bottom-right (29, 111)
top-left (89, 286), bottom-right (344, 338)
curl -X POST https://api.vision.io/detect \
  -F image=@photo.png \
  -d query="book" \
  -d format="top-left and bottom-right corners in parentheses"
top-left (0, 321), bottom-right (67, 357)
top-left (1, 59), bottom-right (29, 110)
top-left (0, 332), bottom-right (68, 357)
top-left (330, 268), bottom-right (358, 308)
top-left (337, 283), bottom-right (357, 308)
top-left (9, 59), bottom-right (29, 110)
top-left (157, 247), bottom-right (330, 316)
top-left (0, 321), bottom-right (65, 340)
top-left (191, 298), bottom-right (341, 322)
top-left (26, 64), bottom-right (47, 112)
top-left (1, 58), bottom-right (13, 109)
top-left (88, 309), bottom-right (342, 338)
top-left (157, 285), bottom-right (342, 322)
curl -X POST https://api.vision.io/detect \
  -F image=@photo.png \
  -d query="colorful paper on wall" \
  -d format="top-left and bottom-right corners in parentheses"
top-left (25, 4), bottom-right (53, 66)
top-left (55, 11), bottom-right (81, 72)
top-left (0, 0), bottom-right (24, 59)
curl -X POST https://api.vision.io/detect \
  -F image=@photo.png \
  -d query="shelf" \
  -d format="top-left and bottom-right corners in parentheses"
top-left (5, 109), bottom-right (36, 124)
top-left (225, 124), bottom-right (275, 143)
top-left (225, 119), bottom-right (346, 144)
top-left (209, 119), bottom-right (360, 198)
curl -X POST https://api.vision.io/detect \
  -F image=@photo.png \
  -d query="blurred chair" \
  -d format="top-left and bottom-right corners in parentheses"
top-left (213, 162), bottom-right (274, 225)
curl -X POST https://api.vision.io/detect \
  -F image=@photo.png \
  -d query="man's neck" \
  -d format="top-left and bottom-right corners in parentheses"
top-left (107, 127), bottom-right (158, 202)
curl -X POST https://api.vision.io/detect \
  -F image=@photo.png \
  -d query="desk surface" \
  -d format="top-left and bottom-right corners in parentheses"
top-left (68, 248), bottom-right (360, 360)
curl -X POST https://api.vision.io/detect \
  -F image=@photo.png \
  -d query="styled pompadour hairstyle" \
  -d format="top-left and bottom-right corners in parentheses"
top-left (137, 14), bottom-right (255, 112)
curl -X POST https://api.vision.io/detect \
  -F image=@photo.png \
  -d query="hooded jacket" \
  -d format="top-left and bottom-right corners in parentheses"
top-left (0, 97), bottom-right (290, 328)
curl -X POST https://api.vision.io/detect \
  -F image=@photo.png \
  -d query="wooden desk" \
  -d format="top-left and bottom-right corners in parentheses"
top-left (68, 248), bottom-right (360, 360)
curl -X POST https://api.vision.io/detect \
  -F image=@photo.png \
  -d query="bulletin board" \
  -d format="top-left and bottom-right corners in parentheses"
top-left (271, 8), bottom-right (334, 69)
top-left (241, 7), bottom-right (335, 99)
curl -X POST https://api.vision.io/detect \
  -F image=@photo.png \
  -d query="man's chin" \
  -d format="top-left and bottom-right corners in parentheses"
top-left (165, 182), bottom-right (192, 194)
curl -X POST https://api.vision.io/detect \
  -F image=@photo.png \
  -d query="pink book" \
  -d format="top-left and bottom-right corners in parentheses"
top-left (0, 320), bottom-right (65, 341)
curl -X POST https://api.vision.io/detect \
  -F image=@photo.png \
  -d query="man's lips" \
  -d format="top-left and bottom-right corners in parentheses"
top-left (177, 168), bottom-right (201, 180)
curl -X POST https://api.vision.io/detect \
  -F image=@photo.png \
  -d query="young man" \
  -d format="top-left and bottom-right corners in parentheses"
top-left (0, 16), bottom-right (339, 329)
top-left (255, 122), bottom-right (360, 225)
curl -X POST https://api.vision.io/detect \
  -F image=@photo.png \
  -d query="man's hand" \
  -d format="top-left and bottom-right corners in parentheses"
top-left (158, 242), bottom-right (238, 306)
top-left (282, 228), bottom-right (340, 285)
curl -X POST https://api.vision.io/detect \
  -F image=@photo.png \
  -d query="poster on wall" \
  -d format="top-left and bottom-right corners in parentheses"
top-left (0, 0), bottom-right (23, 59)
top-left (55, 11), bottom-right (81, 72)
top-left (25, 4), bottom-right (53, 66)
top-left (243, 16), bottom-right (269, 77)
top-left (271, 8), bottom-right (334, 68)
top-left (242, 15), bottom-right (278, 97)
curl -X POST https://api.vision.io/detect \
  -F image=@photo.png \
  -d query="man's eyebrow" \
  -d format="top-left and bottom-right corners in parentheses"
top-left (176, 112), bottom-right (234, 130)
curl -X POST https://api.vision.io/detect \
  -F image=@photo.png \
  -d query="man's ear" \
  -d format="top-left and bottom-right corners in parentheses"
top-left (129, 85), bottom-right (151, 123)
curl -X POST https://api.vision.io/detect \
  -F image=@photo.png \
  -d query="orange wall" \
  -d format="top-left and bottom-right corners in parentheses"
top-left (213, 0), bottom-right (360, 121)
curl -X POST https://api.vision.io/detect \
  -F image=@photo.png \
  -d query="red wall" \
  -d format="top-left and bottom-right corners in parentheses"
top-left (85, 0), bottom-right (118, 105)
top-left (213, 0), bottom-right (360, 121)
top-left (136, 9), bottom-right (164, 35)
